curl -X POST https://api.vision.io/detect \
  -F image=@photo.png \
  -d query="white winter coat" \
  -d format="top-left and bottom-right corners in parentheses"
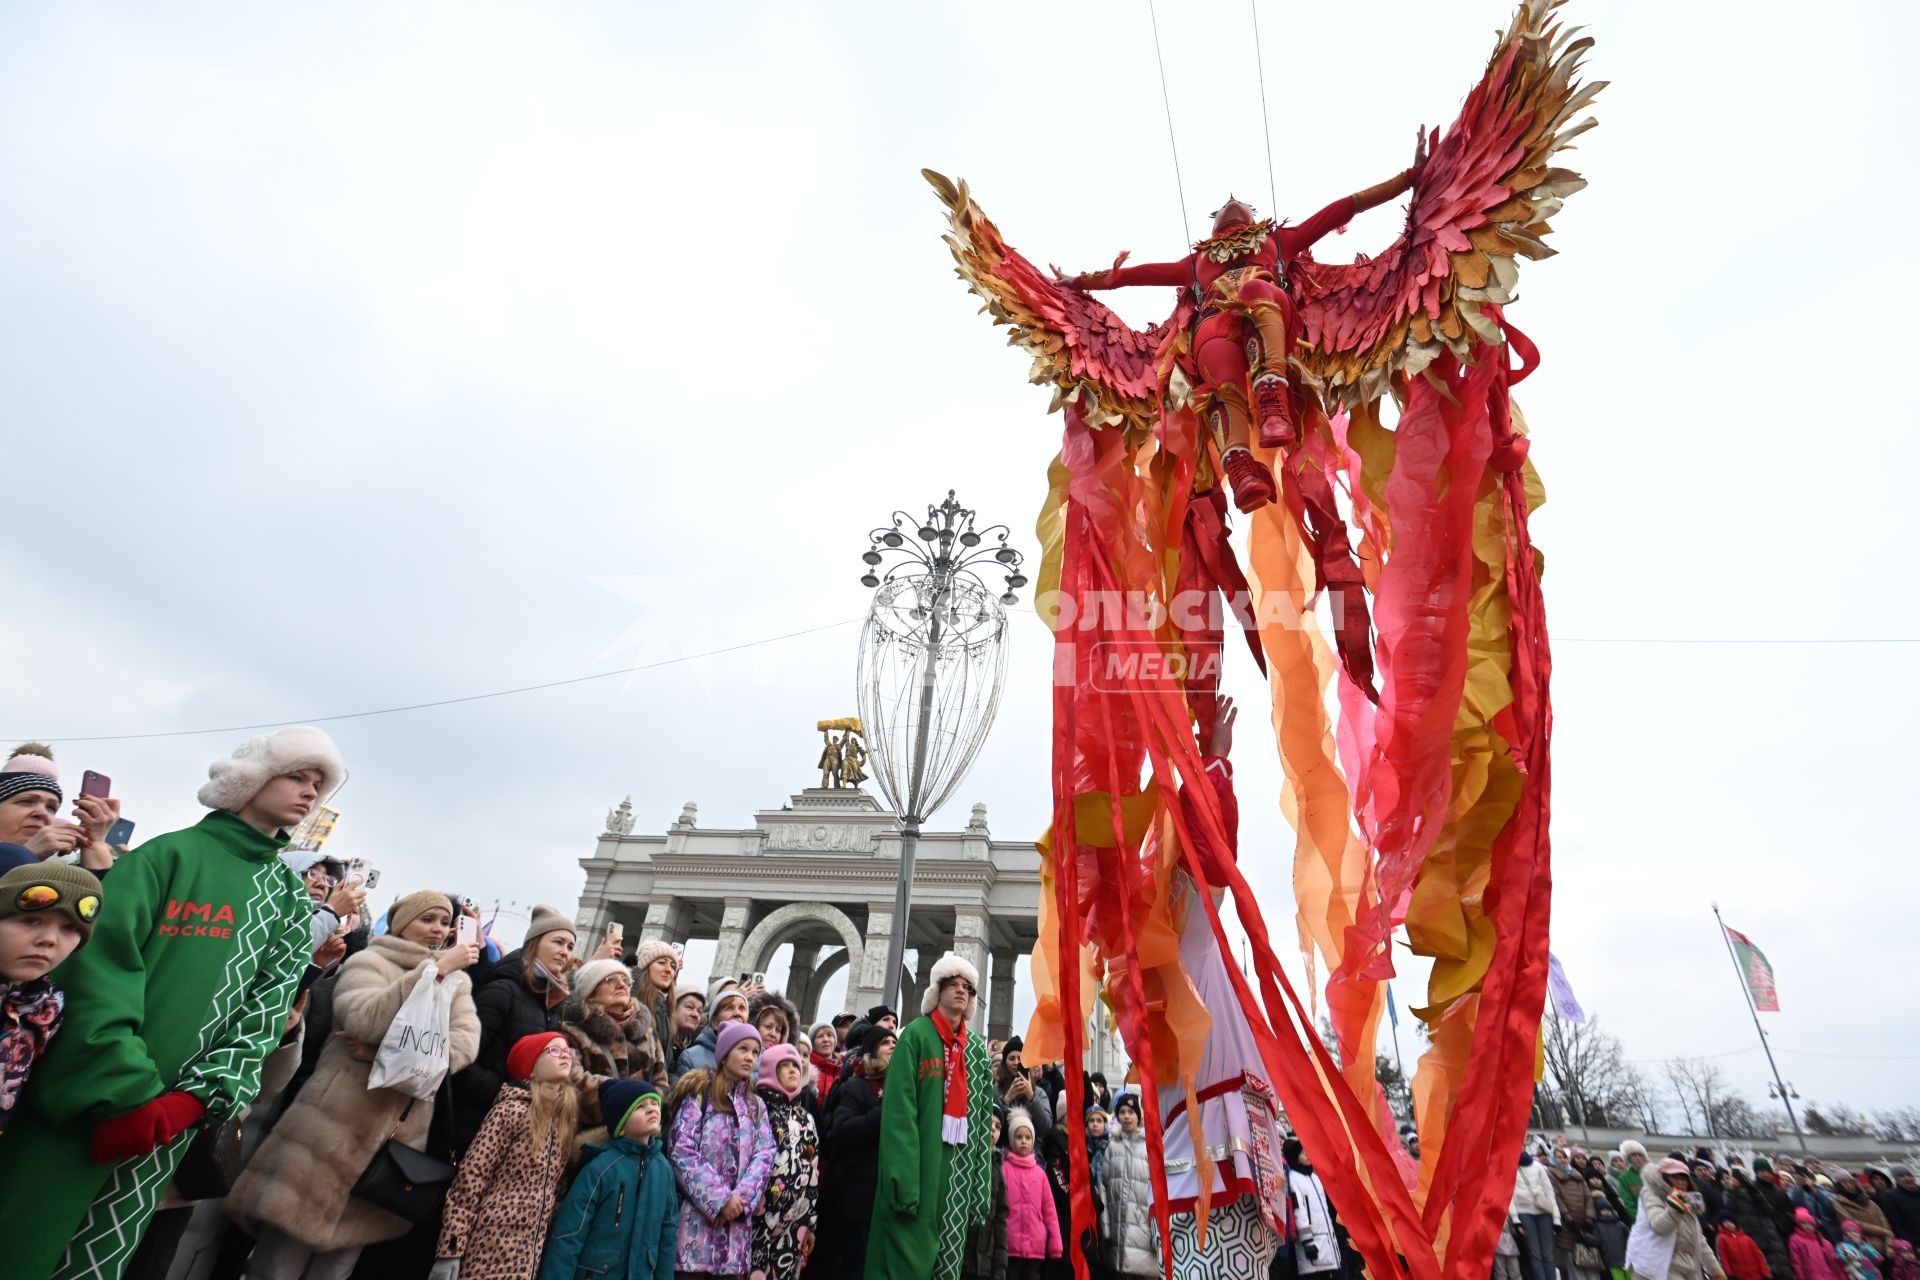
top-left (1288, 1167), bottom-right (1341, 1274)
top-left (1103, 1129), bottom-right (1158, 1276)
top-left (1511, 1159), bottom-right (1562, 1223)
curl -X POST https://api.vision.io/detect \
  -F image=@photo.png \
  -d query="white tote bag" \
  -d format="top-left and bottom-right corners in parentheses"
top-left (368, 966), bottom-right (455, 1100)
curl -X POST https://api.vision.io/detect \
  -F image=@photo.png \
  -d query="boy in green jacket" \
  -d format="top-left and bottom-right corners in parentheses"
top-left (538, 1079), bottom-right (680, 1280)
top-left (0, 725), bottom-right (342, 1280)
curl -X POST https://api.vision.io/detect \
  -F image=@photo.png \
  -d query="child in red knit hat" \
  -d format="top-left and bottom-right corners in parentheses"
top-left (433, 1034), bottom-right (582, 1280)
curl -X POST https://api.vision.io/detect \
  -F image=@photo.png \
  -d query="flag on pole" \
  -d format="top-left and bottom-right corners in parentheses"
top-left (1724, 927), bottom-right (1780, 1011)
top-left (1547, 952), bottom-right (1587, 1023)
top-left (1387, 985), bottom-right (1399, 1031)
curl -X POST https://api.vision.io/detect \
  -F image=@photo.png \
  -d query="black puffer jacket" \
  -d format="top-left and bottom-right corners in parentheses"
top-left (447, 947), bottom-right (562, 1151)
top-left (813, 1072), bottom-right (885, 1280)
top-left (1725, 1180), bottom-right (1796, 1280)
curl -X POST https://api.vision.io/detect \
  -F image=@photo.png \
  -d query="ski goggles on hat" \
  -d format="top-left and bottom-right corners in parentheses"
top-left (15, 881), bottom-right (102, 922)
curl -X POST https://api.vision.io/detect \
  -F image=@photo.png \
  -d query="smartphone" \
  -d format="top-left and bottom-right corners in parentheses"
top-left (740, 971), bottom-right (752, 985)
top-left (457, 916), bottom-right (479, 948)
top-left (347, 857), bottom-right (379, 890)
top-left (752, 971), bottom-right (766, 988)
top-left (81, 770), bottom-right (111, 799)
top-left (105, 818), bottom-right (135, 849)
top-left (607, 921), bottom-right (624, 947)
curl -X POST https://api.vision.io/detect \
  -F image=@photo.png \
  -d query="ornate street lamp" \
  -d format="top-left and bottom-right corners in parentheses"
top-left (856, 491), bottom-right (1024, 1009)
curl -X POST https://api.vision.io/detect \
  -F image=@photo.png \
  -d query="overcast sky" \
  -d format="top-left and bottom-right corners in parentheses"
top-left (3, 0), bottom-right (1915, 1120)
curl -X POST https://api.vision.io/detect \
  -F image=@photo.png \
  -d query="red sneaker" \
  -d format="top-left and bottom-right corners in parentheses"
top-left (1253, 374), bottom-right (1299, 450)
top-left (1222, 447), bottom-right (1276, 513)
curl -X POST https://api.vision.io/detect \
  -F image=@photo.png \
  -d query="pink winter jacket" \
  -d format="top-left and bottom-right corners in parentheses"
top-left (1004, 1151), bottom-right (1062, 1260)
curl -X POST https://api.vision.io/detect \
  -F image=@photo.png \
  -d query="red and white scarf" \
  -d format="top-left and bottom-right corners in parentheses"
top-left (931, 1009), bottom-right (970, 1146)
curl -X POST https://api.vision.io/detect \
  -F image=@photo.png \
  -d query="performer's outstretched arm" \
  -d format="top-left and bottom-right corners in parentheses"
top-left (1283, 132), bottom-right (1430, 256)
top-left (1072, 254), bottom-right (1196, 290)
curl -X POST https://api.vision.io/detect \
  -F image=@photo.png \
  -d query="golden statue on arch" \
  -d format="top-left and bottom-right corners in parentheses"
top-left (817, 717), bottom-right (868, 789)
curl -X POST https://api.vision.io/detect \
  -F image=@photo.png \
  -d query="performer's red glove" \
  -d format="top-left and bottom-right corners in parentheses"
top-left (90, 1091), bottom-right (205, 1164)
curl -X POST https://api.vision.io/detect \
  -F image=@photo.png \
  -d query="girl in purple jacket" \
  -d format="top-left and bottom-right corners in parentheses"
top-left (670, 1020), bottom-right (777, 1278)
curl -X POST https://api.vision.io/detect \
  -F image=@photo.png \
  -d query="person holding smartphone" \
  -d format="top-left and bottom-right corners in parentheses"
top-left (0, 744), bottom-right (121, 872)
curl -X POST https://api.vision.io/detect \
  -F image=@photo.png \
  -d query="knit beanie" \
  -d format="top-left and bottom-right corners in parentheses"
top-left (631, 940), bottom-right (679, 979)
top-left (386, 890), bottom-right (452, 941)
top-left (708, 990), bottom-right (749, 1026)
top-left (866, 1004), bottom-right (897, 1024)
top-left (521, 904), bottom-right (577, 951)
top-left (0, 861), bottom-right (104, 943)
top-left (1113, 1093), bottom-right (1141, 1119)
top-left (758, 1043), bottom-right (803, 1096)
top-left (572, 958), bottom-right (631, 1004)
top-left (1003, 1034), bottom-right (1024, 1057)
top-left (674, 982), bottom-right (707, 1010)
top-left (507, 1031), bottom-right (568, 1081)
top-left (1008, 1107), bottom-right (1035, 1139)
top-left (714, 1019), bottom-right (762, 1066)
top-left (197, 726), bottom-right (344, 811)
top-left (0, 744), bottom-right (61, 806)
top-left (597, 1078), bottom-right (660, 1138)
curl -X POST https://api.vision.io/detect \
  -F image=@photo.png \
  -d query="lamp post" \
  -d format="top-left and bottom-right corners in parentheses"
top-left (855, 491), bottom-right (1023, 1011)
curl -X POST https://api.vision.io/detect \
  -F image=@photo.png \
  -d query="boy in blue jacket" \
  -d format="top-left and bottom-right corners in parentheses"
top-left (539, 1078), bottom-right (679, 1280)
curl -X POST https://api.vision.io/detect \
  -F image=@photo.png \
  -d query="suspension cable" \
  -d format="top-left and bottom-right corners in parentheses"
top-left (1248, 0), bottom-right (1280, 218)
top-left (1145, 0), bottom-right (1192, 247)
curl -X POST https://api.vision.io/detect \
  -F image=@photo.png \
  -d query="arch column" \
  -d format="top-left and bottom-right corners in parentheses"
top-left (854, 904), bottom-right (893, 1014)
top-left (801, 946), bottom-right (853, 1024)
top-left (786, 943), bottom-right (821, 1019)
top-left (639, 895), bottom-right (690, 946)
top-left (989, 947), bottom-right (1017, 1042)
top-left (953, 908), bottom-right (990, 1032)
top-left (711, 897), bottom-right (753, 989)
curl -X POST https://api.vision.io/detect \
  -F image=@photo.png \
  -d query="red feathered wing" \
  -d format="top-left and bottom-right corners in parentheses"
top-left (1291, 0), bottom-right (1601, 411)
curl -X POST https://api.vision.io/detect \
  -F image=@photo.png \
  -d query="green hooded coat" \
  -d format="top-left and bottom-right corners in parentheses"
top-left (0, 810), bottom-right (310, 1280)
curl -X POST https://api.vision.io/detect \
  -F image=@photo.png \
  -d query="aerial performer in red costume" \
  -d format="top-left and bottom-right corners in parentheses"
top-left (924, 3), bottom-right (1602, 1280)
top-left (1067, 159), bottom-right (1428, 516)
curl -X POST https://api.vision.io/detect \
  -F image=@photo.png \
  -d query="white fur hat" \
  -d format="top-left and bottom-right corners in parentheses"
top-left (1007, 1105), bottom-right (1036, 1138)
top-left (572, 958), bottom-right (631, 1003)
top-left (197, 726), bottom-right (345, 811)
top-left (921, 952), bottom-right (980, 1014)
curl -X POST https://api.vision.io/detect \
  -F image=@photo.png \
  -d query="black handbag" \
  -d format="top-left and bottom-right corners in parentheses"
top-left (351, 1084), bottom-right (456, 1224)
top-left (171, 1117), bottom-right (246, 1202)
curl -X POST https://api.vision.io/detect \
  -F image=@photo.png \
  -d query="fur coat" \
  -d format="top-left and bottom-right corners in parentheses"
top-left (226, 934), bottom-right (479, 1251)
top-left (560, 992), bottom-right (668, 1090)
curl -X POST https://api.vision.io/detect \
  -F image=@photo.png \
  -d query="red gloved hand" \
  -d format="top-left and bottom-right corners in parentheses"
top-left (90, 1091), bottom-right (205, 1164)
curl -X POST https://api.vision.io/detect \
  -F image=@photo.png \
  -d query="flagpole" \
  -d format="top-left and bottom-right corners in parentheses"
top-left (1711, 902), bottom-right (1809, 1154)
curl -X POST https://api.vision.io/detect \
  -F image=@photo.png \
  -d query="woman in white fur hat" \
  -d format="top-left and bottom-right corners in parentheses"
top-left (0, 724), bottom-right (347, 1278)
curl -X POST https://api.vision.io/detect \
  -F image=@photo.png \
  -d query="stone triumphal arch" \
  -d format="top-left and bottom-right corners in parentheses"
top-left (574, 781), bottom-right (1041, 1039)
